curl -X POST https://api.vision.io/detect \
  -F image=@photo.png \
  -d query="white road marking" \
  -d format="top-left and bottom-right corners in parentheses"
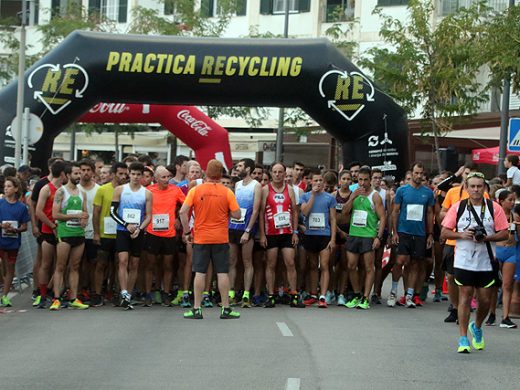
top-left (286, 378), bottom-right (301, 390)
top-left (276, 322), bottom-right (294, 337)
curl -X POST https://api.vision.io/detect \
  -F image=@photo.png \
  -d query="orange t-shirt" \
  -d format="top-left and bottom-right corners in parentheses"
top-left (442, 186), bottom-right (489, 246)
top-left (183, 182), bottom-right (239, 244)
top-left (146, 183), bottom-right (186, 237)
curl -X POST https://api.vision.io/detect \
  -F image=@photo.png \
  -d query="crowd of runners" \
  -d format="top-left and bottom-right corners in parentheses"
top-left (0, 154), bottom-right (519, 351)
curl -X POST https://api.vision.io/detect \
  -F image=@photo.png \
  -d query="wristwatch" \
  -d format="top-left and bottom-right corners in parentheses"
top-left (245, 228), bottom-right (251, 233)
top-left (184, 231), bottom-right (191, 236)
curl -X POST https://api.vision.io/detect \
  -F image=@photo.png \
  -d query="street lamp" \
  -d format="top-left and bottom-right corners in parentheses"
top-left (275, 0), bottom-right (291, 162)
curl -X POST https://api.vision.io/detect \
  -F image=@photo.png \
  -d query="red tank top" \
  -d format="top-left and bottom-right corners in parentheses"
top-left (265, 183), bottom-right (293, 236)
top-left (41, 182), bottom-right (58, 234)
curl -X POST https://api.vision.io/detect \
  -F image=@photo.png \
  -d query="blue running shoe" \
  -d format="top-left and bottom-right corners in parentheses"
top-left (457, 336), bottom-right (471, 353)
top-left (469, 321), bottom-right (485, 350)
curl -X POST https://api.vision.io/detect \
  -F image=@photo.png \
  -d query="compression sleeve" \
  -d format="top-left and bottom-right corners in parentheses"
top-left (437, 175), bottom-right (457, 192)
top-left (110, 201), bottom-right (127, 227)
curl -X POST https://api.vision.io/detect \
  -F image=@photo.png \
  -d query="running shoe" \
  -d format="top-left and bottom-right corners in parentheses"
top-left (290, 294), bottom-right (305, 308)
top-left (396, 296), bottom-right (406, 306)
top-left (444, 309), bottom-right (458, 323)
top-left (318, 297), bottom-right (328, 308)
top-left (32, 289), bottom-right (38, 300)
top-left (1, 295), bottom-right (12, 307)
top-left (485, 312), bottom-right (496, 326)
top-left (170, 291), bottom-right (183, 306)
top-left (33, 295), bottom-right (41, 307)
top-left (69, 298), bottom-right (89, 310)
top-left (251, 295), bottom-right (264, 307)
top-left (357, 297), bottom-right (370, 310)
top-left (143, 293), bottom-right (153, 307)
top-left (202, 295), bottom-right (214, 308)
top-left (220, 306), bottom-right (240, 319)
top-left (468, 321), bottom-right (485, 350)
top-left (49, 298), bottom-right (61, 311)
top-left (184, 308), bottom-right (203, 319)
top-left (241, 296), bottom-right (251, 308)
top-left (120, 292), bottom-right (133, 310)
top-left (405, 295), bottom-right (416, 308)
top-left (433, 290), bottom-right (442, 303)
top-left (91, 294), bottom-right (104, 307)
top-left (345, 296), bottom-right (359, 309)
top-left (457, 336), bottom-right (471, 353)
top-left (387, 292), bottom-right (397, 307)
top-left (419, 286), bottom-right (429, 302)
top-left (303, 296), bottom-right (318, 306)
top-left (470, 297), bottom-right (477, 312)
top-left (161, 292), bottom-right (172, 307)
top-left (413, 295), bottom-right (423, 307)
top-left (154, 290), bottom-right (163, 305)
top-left (180, 294), bottom-right (192, 308)
top-left (37, 296), bottom-right (47, 309)
top-left (499, 317), bottom-right (517, 329)
top-left (337, 294), bottom-right (347, 306)
top-left (325, 291), bottom-right (335, 305)
top-left (264, 295), bottom-right (276, 308)
top-left (370, 294), bottom-right (381, 305)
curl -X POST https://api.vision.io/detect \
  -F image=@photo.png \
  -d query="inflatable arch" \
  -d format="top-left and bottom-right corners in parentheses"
top-left (81, 103), bottom-right (233, 169)
top-left (0, 31), bottom-right (408, 175)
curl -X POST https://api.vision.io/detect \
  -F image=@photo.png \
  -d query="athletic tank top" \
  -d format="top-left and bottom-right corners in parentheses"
top-left (349, 190), bottom-right (379, 238)
top-left (377, 188), bottom-right (387, 209)
top-left (229, 179), bottom-right (257, 232)
top-left (57, 186), bottom-right (85, 238)
top-left (78, 183), bottom-right (99, 239)
top-left (335, 191), bottom-right (351, 212)
top-left (117, 184), bottom-right (146, 232)
top-left (265, 183), bottom-right (292, 236)
top-left (41, 182), bottom-right (58, 234)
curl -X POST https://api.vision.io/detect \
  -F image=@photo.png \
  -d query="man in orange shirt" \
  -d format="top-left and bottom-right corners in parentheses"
top-left (143, 166), bottom-right (186, 307)
top-left (179, 159), bottom-right (242, 319)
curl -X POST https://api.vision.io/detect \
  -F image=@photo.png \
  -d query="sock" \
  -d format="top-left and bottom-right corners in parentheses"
top-left (391, 281), bottom-right (398, 293)
top-left (183, 290), bottom-right (189, 296)
top-left (406, 288), bottom-right (414, 297)
top-left (319, 295), bottom-right (326, 300)
top-left (121, 289), bottom-right (128, 296)
top-left (40, 284), bottom-right (47, 298)
top-left (202, 291), bottom-right (209, 297)
top-left (229, 290), bottom-right (235, 299)
top-left (243, 290), bottom-right (250, 299)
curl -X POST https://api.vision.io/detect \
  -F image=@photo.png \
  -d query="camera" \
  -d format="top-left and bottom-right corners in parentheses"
top-left (470, 226), bottom-right (487, 242)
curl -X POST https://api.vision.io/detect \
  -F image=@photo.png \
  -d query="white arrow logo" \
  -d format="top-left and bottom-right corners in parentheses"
top-left (318, 69), bottom-right (375, 122)
top-left (27, 61), bottom-right (89, 115)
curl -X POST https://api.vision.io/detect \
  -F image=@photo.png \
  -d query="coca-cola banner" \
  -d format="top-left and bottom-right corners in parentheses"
top-left (0, 31), bottom-right (408, 174)
top-left (81, 103), bottom-right (232, 169)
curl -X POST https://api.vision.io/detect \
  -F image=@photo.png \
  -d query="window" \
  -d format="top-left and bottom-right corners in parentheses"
top-left (200, 0), bottom-right (247, 17)
top-left (88, 0), bottom-right (127, 23)
top-left (440, 0), bottom-right (508, 16)
top-left (260, 0), bottom-right (310, 15)
top-left (377, 0), bottom-right (408, 6)
top-left (324, 0), bottom-right (355, 23)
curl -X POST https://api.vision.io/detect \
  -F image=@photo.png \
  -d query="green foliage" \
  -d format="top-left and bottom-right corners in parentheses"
top-left (483, 4), bottom-right (520, 92)
top-left (361, 0), bottom-right (490, 133)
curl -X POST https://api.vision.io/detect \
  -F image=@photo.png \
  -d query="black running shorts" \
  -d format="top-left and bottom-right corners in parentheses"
top-left (192, 243), bottom-right (229, 274)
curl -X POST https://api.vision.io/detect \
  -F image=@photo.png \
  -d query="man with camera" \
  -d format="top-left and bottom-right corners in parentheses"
top-left (441, 172), bottom-right (509, 353)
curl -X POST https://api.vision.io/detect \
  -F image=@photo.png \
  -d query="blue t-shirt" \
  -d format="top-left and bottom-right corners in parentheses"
top-left (300, 191), bottom-right (337, 236)
top-left (394, 184), bottom-right (434, 236)
top-left (0, 198), bottom-right (30, 250)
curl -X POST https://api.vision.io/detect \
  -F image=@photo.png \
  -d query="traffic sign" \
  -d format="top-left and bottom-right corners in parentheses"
top-left (10, 113), bottom-right (44, 145)
top-left (508, 118), bottom-right (520, 151)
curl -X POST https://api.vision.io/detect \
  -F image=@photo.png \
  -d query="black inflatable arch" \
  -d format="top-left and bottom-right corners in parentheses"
top-left (0, 31), bottom-right (408, 174)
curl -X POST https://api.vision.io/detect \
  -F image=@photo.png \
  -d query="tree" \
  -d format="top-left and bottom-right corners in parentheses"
top-left (360, 0), bottom-right (490, 172)
top-left (483, 4), bottom-right (520, 93)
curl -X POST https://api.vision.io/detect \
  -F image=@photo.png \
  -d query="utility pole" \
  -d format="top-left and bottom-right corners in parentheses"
top-left (498, 0), bottom-right (516, 175)
top-left (14, 0), bottom-right (27, 168)
top-left (275, 0), bottom-right (290, 162)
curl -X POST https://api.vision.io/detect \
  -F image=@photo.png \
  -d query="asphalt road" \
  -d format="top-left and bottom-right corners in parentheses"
top-left (1, 288), bottom-right (518, 390)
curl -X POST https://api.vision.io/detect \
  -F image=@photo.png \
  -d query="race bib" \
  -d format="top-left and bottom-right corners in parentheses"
top-left (231, 208), bottom-right (247, 224)
top-left (66, 210), bottom-right (82, 228)
top-left (406, 204), bottom-right (424, 221)
top-left (274, 212), bottom-right (291, 229)
top-left (352, 210), bottom-right (368, 227)
top-left (2, 220), bottom-right (18, 238)
top-left (104, 217), bottom-right (117, 235)
top-left (335, 203), bottom-right (344, 212)
top-left (309, 213), bottom-right (325, 230)
top-left (123, 208), bottom-right (141, 224)
top-left (153, 214), bottom-right (169, 231)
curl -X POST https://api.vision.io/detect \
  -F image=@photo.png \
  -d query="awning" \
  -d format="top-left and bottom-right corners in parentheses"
top-left (472, 146), bottom-right (520, 165)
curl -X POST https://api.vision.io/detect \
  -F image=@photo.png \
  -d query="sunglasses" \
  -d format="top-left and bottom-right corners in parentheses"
top-left (466, 172), bottom-right (485, 179)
